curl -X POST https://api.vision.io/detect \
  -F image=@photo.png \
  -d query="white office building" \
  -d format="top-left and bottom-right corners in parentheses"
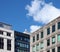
top-left (30, 16), bottom-right (60, 52)
top-left (0, 22), bottom-right (14, 52)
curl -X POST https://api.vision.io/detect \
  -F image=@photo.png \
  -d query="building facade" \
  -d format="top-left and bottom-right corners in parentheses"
top-left (0, 22), bottom-right (14, 52)
top-left (30, 16), bottom-right (60, 52)
top-left (14, 31), bottom-right (30, 52)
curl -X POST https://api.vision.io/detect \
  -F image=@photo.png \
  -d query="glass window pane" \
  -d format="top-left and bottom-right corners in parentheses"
top-left (58, 22), bottom-right (60, 29)
top-left (52, 36), bottom-right (55, 44)
top-left (40, 42), bottom-right (44, 49)
top-left (57, 34), bottom-right (60, 42)
top-left (41, 32), bottom-right (43, 38)
top-left (47, 27), bottom-right (50, 35)
top-left (36, 44), bottom-right (39, 51)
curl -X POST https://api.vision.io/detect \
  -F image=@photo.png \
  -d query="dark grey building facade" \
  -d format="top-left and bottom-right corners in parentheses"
top-left (14, 31), bottom-right (30, 52)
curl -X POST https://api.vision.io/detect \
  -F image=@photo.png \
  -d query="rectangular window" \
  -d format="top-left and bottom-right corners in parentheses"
top-left (47, 27), bottom-right (50, 35)
top-left (41, 32), bottom-right (43, 38)
top-left (52, 36), bottom-right (55, 44)
top-left (57, 34), bottom-right (60, 42)
top-left (52, 25), bottom-right (55, 32)
top-left (36, 44), bottom-right (39, 51)
top-left (33, 36), bottom-right (35, 42)
top-left (47, 39), bottom-right (50, 46)
top-left (32, 45), bottom-right (36, 52)
top-left (37, 34), bottom-right (39, 40)
top-left (7, 32), bottom-right (11, 36)
top-left (7, 39), bottom-right (11, 50)
top-left (58, 22), bottom-right (60, 29)
top-left (58, 47), bottom-right (60, 52)
top-left (0, 38), bottom-right (4, 49)
top-left (47, 50), bottom-right (50, 52)
top-left (0, 30), bottom-right (3, 35)
top-left (52, 48), bottom-right (55, 52)
top-left (40, 42), bottom-right (44, 49)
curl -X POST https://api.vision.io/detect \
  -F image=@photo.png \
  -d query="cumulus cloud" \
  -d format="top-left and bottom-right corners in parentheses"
top-left (26, 0), bottom-right (60, 24)
top-left (30, 25), bottom-right (41, 32)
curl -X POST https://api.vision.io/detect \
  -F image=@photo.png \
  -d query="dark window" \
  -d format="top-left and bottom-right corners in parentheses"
top-left (47, 27), bottom-right (50, 35)
top-left (7, 32), bottom-right (11, 36)
top-left (52, 36), bottom-right (55, 44)
top-left (52, 48), bottom-right (55, 52)
top-left (7, 39), bottom-right (11, 50)
top-left (0, 38), bottom-right (4, 49)
top-left (47, 39), bottom-right (50, 46)
top-left (47, 50), bottom-right (50, 52)
top-left (58, 47), bottom-right (60, 52)
top-left (33, 36), bottom-right (35, 42)
top-left (0, 30), bottom-right (3, 35)
top-left (37, 34), bottom-right (39, 40)
top-left (58, 22), bottom-right (60, 29)
top-left (52, 25), bottom-right (55, 32)
top-left (41, 32), bottom-right (43, 38)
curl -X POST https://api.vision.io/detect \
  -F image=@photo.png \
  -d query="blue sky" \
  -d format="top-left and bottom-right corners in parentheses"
top-left (0, 0), bottom-right (60, 32)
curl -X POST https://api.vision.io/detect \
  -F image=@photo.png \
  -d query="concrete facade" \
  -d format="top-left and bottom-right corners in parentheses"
top-left (30, 16), bottom-right (60, 52)
top-left (0, 23), bottom-right (14, 52)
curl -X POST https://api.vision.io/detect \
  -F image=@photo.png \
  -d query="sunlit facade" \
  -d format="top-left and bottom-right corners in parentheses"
top-left (30, 16), bottom-right (60, 52)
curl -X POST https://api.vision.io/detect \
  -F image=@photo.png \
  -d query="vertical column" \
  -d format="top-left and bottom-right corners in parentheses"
top-left (55, 47), bottom-right (57, 52)
top-left (11, 32), bottom-right (14, 52)
top-left (50, 37), bottom-right (52, 47)
top-left (4, 32), bottom-right (7, 52)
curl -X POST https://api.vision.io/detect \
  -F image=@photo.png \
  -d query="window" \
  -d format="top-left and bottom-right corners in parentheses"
top-left (58, 47), bottom-right (60, 52)
top-left (7, 32), bottom-right (11, 36)
top-left (36, 34), bottom-right (39, 40)
top-left (36, 44), bottom-right (39, 51)
top-left (52, 36), bottom-right (55, 44)
top-left (40, 42), bottom-right (44, 49)
top-left (47, 27), bottom-right (50, 35)
top-left (0, 38), bottom-right (4, 49)
top-left (47, 50), bottom-right (50, 52)
top-left (32, 45), bottom-right (36, 52)
top-left (33, 36), bottom-right (35, 42)
top-left (41, 32), bottom-right (43, 38)
top-left (57, 34), bottom-right (60, 42)
top-left (58, 22), bottom-right (60, 29)
top-left (52, 25), bottom-right (55, 32)
top-left (0, 30), bottom-right (3, 35)
top-left (47, 39), bottom-right (50, 46)
top-left (7, 39), bottom-right (11, 50)
top-left (52, 48), bottom-right (55, 52)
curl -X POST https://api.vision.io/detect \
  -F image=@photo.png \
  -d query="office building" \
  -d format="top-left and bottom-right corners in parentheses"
top-left (30, 16), bottom-right (60, 52)
top-left (0, 22), bottom-right (14, 52)
top-left (14, 31), bottom-right (30, 52)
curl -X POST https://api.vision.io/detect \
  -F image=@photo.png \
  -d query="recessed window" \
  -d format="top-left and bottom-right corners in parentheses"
top-left (52, 25), bottom-right (55, 32)
top-left (0, 38), bottom-right (4, 49)
top-left (33, 36), bottom-right (35, 42)
top-left (47, 39), bottom-right (50, 46)
top-left (7, 39), bottom-right (11, 50)
top-left (36, 34), bottom-right (39, 40)
top-left (36, 44), bottom-right (39, 51)
top-left (41, 32), bottom-right (43, 38)
top-left (47, 50), bottom-right (50, 52)
top-left (58, 22), bottom-right (60, 29)
top-left (0, 30), bottom-right (3, 35)
top-left (32, 45), bottom-right (36, 52)
top-left (58, 47), bottom-right (60, 52)
top-left (7, 32), bottom-right (11, 36)
top-left (52, 48), bottom-right (55, 52)
top-left (57, 34), bottom-right (60, 42)
top-left (52, 36), bottom-right (55, 44)
top-left (40, 42), bottom-right (44, 49)
top-left (47, 27), bottom-right (50, 35)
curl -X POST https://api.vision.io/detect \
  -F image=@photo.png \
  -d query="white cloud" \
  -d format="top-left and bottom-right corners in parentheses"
top-left (26, 0), bottom-right (60, 24)
top-left (30, 25), bottom-right (41, 32)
